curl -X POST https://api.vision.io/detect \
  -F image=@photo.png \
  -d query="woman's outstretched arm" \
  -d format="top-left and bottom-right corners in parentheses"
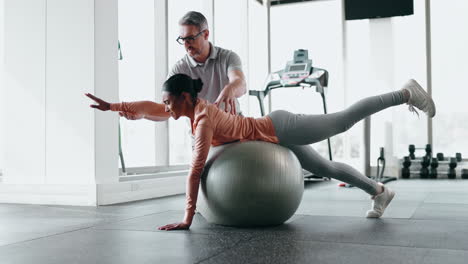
top-left (85, 93), bottom-right (170, 121)
top-left (158, 123), bottom-right (214, 231)
top-left (110, 100), bottom-right (170, 120)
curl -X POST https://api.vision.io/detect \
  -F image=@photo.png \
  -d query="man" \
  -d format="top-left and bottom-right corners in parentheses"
top-left (170, 11), bottom-right (246, 115)
top-left (120, 11), bottom-right (246, 120)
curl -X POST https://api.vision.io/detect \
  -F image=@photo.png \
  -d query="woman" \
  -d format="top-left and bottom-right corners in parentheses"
top-left (86, 74), bottom-right (436, 231)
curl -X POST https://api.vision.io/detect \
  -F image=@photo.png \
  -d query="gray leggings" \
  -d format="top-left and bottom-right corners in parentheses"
top-left (268, 90), bottom-right (405, 195)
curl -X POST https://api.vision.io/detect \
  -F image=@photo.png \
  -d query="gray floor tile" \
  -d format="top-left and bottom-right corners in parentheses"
top-left (423, 192), bottom-right (468, 204)
top-left (412, 202), bottom-right (468, 221)
top-left (297, 199), bottom-right (419, 219)
top-left (44, 195), bottom-right (186, 217)
top-left (255, 215), bottom-right (468, 251)
top-left (94, 210), bottom-right (289, 241)
top-left (0, 228), bottom-right (244, 264)
top-left (2, 179), bottom-right (468, 264)
top-left (301, 188), bottom-right (370, 201)
top-left (391, 179), bottom-right (468, 192)
top-left (0, 204), bottom-right (123, 246)
top-left (201, 238), bottom-right (468, 264)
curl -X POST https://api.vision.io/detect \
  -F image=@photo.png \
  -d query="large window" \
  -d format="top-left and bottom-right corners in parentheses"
top-left (113, 0), bottom-right (441, 177)
top-left (269, 1), bottom-right (346, 161)
top-left (247, 0), bottom-right (270, 117)
top-left (345, 0), bottom-right (427, 169)
top-left (118, 0), bottom-right (156, 168)
top-left (432, 0), bottom-right (468, 156)
top-left (117, 0), bottom-right (248, 170)
top-left (214, 0), bottom-right (249, 114)
top-left (390, 0), bottom-right (427, 159)
top-left (0, 0), bottom-right (4, 179)
top-left (167, 0), bottom-right (213, 165)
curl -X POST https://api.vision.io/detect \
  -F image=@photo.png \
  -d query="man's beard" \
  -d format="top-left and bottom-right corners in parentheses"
top-left (188, 47), bottom-right (202, 58)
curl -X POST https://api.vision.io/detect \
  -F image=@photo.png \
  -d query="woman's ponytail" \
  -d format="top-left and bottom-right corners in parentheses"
top-left (193, 78), bottom-right (203, 94)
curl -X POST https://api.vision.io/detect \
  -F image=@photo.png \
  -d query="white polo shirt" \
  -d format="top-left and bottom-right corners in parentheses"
top-left (167, 43), bottom-right (243, 114)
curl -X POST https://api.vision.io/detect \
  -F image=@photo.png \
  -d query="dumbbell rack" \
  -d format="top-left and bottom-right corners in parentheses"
top-left (400, 144), bottom-right (468, 179)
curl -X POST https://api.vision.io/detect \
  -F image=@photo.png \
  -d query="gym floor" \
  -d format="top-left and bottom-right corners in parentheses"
top-left (1, 179), bottom-right (468, 264)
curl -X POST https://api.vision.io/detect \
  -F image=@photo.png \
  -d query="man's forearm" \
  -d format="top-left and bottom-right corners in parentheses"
top-left (225, 78), bottom-right (247, 98)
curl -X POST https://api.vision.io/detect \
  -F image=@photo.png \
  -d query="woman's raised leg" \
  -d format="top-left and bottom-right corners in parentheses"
top-left (269, 90), bottom-right (407, 146)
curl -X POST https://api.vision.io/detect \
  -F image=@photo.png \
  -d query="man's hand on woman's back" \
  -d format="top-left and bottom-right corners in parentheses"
top-left (214, 88), bottom-right (237, 115)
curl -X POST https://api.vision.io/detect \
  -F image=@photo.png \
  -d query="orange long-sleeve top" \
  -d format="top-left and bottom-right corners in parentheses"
top-left (110, 99), bottom-right (279, 223)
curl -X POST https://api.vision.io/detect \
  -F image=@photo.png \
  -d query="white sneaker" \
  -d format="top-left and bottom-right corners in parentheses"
top-left (403, 79), bottom-right (436, 118)
top-left (366, 183), bottom-right (395, 218)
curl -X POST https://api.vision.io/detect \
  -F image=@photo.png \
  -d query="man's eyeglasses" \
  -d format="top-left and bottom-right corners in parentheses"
top-left (176, 30), bottom-right (206, 45)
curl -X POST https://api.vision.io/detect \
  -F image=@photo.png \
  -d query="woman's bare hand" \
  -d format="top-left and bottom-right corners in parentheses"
top-left (158, 222), bottom-right (191, 231)
top-left (85, 93), bottom-right (111, 111)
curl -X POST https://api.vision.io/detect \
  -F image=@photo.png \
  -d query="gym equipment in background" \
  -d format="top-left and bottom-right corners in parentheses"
top-left (375, 147), bottom-right (397, 184)
top-left (462, 169), bottom-right (468, 179)
top-left (118, 124), bottom-right (126, 175)
top-left (118, 40), bottom-right (126, 175)
top-left (345, 0), bottom-right (414, 21)
top-left (198, 141), bottom-right (304, 227)
top-left (400, 144), bottom-right (466, 179)
top-left (249, 49), bottom-right (331, 181)
top-left (408, 144), bottom-right (432, 160)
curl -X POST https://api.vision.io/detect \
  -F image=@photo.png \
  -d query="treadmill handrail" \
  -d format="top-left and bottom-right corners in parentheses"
top-left (248, 65), bottom-right (332, 162)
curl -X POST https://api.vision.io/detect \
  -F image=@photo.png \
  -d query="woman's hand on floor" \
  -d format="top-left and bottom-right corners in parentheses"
top-left (85, 93), bottom-right (110, 111)
top-left (158, 222), bottom-right (191, 231)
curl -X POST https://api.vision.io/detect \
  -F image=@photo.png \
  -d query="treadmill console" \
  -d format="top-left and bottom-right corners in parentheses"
top-left (281, 49), bottom-right (313, 86)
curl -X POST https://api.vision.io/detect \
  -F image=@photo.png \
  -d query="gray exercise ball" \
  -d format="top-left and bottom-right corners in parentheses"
top-left (197, 141), bottom-right (304, 227)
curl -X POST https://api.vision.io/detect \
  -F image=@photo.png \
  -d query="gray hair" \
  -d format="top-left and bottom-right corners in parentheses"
top-left (179, 11), bottom-right (209, 31)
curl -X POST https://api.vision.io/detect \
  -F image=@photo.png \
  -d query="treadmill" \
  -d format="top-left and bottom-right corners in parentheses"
top-left (249, 49), bottom-right (332, 180)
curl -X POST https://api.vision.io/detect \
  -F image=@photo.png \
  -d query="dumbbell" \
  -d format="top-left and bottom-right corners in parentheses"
top-left (408, 144), bottom-right (432, 160)
top-left (429, 158), bottom-right (438, 179)
top-left (401, 156), bottom-right (411, 179)
top-left (448, 157), bottom-right (457, 179)
top-left (437, 153), bottom-right (444, 161)
top-left (456, 153), bottom-right (462, 162)
top-left (425, 144), bottom-right (432, 158)
top-left (420, 156), bottom-right (430, 178)
top-left (409, 144), bottom-right (416, 160)
top-left (462, 169), bottom-right (468, 179)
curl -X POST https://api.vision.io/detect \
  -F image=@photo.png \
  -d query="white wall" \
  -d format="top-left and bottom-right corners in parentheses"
top-left (0, 0), bottom-right (5, 178)
top-left (3, 0), bottom-right (97, 185)
top-left (46, 0), bottom-right (95, 184)
top-left (4, 0), bottom-right (47, 184)
top-left (1, 0), bottom-right (119, 205)
top-left (94, 0), bottom-right (119, 184)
